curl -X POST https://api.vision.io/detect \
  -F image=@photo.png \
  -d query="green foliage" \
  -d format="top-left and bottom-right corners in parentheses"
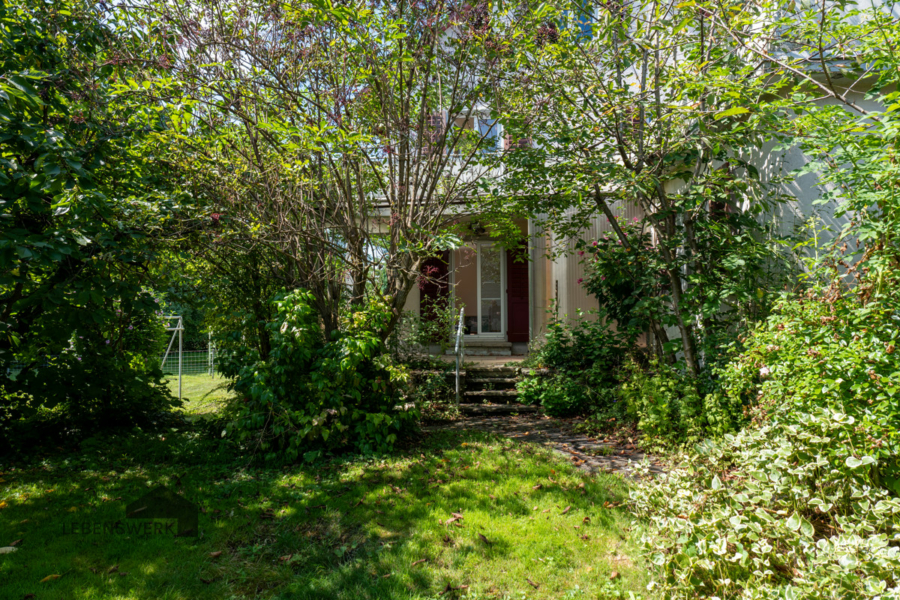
top-left (529, 310), bottom-right (625, 373)
top-left (517, 374), bottom-right (591, 417)
top-left (138, 0), bottom-right (502, 345)
top-left (479, 0), bottom-right (796, 375)
top-left (617, 358), bottom-right (706, 446)
top-left (578, 222), bottom-right (660, 334)
top-left (0, 0), bottom-right (178, 362)
top-left (1, 306), bottom-right (179, 450)
top-left (219, 290), bottom-right (415, 461)
top-left (717, 290), bottom-right (900, 457)
top-left (632, 290), bottom-right (900, 598)
top-left (627, 6), bottom-right (900, 590)
top-left (0, 0), bottom-right (187, 447)
top-left (518, 312), bottom-right (626, 416)
top-left (578, 212), bottom-right (779, 367)
top-left (633, 410), bottom-right (900, 599)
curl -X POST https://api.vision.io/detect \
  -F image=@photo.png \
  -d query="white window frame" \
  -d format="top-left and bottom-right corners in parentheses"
top-left (475, 241), bottom-right (506, 339)
top-left (473, 114), bottom-right (502, 153)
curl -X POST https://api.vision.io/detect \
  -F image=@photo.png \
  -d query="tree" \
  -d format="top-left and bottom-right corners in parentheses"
top-left (0, 0), bottom-right (185, 440)
top-left (484, 0), bottom-right (799, 375)
top-left (0, 0), bottom-right (178, 369)
top-left (721, 0), bottom-right (900, 295)
top-left (131, 0), bottom-right (509, 342)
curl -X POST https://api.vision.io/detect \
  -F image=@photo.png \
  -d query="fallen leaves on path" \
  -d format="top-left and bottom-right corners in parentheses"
top-left (526, 577), bottom-right (540, 589)
top-left (40, 574), bottom-right (61, 583)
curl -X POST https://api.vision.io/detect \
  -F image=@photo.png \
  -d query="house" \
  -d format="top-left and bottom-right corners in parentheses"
top-left (400, 82), bottom-right (881, 357)
top-left (402, 206), bottom-right (643, 356)
top-left (393, 1), bottom-right (892, 358)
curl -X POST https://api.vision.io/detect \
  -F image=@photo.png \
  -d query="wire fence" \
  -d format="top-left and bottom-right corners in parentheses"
top-left (159, 349), bottom-right (218, 376)
top-left (5, 350), bottom-right (219, 379)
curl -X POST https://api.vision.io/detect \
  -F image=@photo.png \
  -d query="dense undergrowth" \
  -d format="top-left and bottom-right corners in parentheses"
top-left (517, 313), bottom-right (627, 417)
top-left (630, 289), bottom-right (900, 598)
top-left (217, 291), bottom-right (417, 462)
top-left (517, 311), bottom-right (737, 444)
top-left (514, 273), bottom-right (900, 597)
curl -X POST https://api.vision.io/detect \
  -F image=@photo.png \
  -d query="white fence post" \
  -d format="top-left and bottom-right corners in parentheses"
top-left (161, 315), bottom-right (184, 400)
top-left (178, 317), bottom-right (183, 400)
top-left (208, 331), bottom-right (214, 377)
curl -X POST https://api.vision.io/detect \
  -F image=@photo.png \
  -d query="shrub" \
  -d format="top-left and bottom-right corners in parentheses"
top-left (618, 358), bottom-right (706, 445)
top-left (516, 314), bottom-right (625, 417)
top-left (517, 373), bottom-right (591, 416)
top-left (631, 290), bottom-right (900, 599)
top-left (1, 306), bottom-right (178, 450)
top-left (518, 312), bottom-right (627, 416)
top-left (529, 310), bottom-right (626, 373)
top-left (219, 290), bottom-right (415, 461)
top-left (578, 221), bottom-right (660, 333)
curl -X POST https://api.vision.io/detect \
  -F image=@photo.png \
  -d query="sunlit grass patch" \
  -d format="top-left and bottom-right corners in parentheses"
top-left (0, 430), bottom-right (649, 599)
top-left (165, 373), bottom-right (233, 414)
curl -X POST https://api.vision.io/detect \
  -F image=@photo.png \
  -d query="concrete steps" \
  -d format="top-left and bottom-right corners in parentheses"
top-left (467, 377), bottom-right (518, 384)
top-left (458, 403), bottom-right (538, 415)
top-left (459, 366), bottom-right (525, 407)
top-left (412, 364), bottom-right (548, 412)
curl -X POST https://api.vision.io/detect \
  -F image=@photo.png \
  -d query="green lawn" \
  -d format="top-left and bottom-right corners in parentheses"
top-left (165, 374), bottom-right (233, 414)
top-left (0, 429), bottom-right (649, 599)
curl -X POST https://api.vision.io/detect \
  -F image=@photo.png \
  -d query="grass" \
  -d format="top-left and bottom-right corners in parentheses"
top-left (165, 374), bottom-right (233, 414)
top-left (0, 427), bottom-right (649, 599)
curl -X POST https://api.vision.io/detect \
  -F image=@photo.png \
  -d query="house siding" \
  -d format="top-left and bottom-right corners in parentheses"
top-left (541, 201), bottom-right (644, 329)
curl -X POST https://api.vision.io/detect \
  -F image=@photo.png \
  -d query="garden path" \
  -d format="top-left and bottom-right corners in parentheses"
top-left (424, 414), bottom-right (666, 478)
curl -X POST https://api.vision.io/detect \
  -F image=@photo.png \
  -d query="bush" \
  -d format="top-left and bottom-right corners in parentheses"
top-left (617, 358), bottom-right (706, 445)
top-left (219, 290), bottom-right (415, 461)
top-left (517, 373), bottom-right (591, 416)
top-left (529, 310), bottom-right (625, 373)
top-left (631, 290), bottom-right (900, 599)
top-left (516, 312), bottom-right (627, 416)
top-left (1, 306), bottom-right (178, 451)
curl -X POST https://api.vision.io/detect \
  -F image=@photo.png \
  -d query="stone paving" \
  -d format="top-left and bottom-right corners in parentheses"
top-left (424, 413), bottom-right (666, 478)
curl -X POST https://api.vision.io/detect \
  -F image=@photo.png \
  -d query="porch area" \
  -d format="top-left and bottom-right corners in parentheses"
top-left (402, 207), bottom-right (644, 359)
top-left (415, 218), bottom-right (533, 357)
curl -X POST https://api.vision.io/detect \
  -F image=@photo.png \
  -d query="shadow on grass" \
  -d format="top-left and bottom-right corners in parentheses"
top-left (0, 428), bottom-right (638, 600)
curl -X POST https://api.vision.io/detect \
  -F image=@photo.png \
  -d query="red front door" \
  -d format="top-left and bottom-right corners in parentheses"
top-left (419, 251), bottom-right (450, 337)
top-left (506, 244), bottom-right (529, 343)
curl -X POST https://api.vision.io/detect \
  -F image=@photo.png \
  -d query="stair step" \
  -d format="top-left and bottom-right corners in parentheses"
top-left (467, 368), bottom-right (519, 376)
top-left (463, 389), bottom-right (519, 397)
top-left (458, 403), bottom-right (539, 415)
top-left (467, 377), bottom-right (519, 384)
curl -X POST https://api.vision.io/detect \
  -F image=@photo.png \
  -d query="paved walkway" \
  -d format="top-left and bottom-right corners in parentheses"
top-left (424, 414), bottom-right (666, 478)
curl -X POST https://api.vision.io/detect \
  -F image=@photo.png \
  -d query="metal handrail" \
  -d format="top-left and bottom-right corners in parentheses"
top-left (454, 307), bottom-right (465, 405)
